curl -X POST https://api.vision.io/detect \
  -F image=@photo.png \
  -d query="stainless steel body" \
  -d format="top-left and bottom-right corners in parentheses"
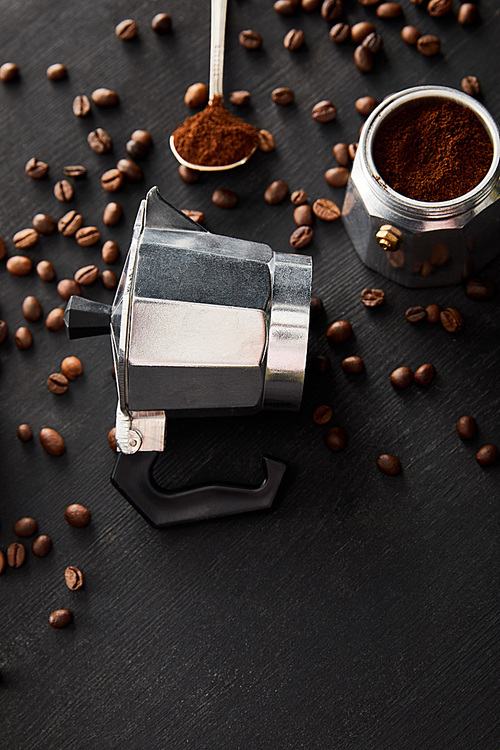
top-left (342, 85), bottom-right (500, 287)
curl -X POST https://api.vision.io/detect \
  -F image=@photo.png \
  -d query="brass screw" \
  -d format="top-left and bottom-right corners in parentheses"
top-left (376, 225), bottom-right (402, 251)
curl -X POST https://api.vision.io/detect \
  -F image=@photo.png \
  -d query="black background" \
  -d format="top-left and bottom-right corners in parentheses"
top-left (1, 1), bottom-right (499, 748)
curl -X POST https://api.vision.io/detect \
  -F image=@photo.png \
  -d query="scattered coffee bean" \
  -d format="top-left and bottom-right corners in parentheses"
top-left (274, 0), bottom-right (298, 15)
top-left (184, 82), bottom-right (208, 108)
top-left (0, 62), bottom-right (19, 82)
top-left (126, 139), bottom-right (146, 159)
top-left (355, 96), bottom-right (378, 116)
top-left (65, 566), bottom-right (84, 591)
top-left (290, 226), bottom-right (313, 249)
top-left (313, 354), bottom-right (331, 373)
top-left (46, 372), bottom-right (69, 395)
top-left (229, 90), bottom-right (251, 106)
top-left (291, 190), bottom-right (308, 205)
top-left (376, 2), bottom-right (402, 17)
top-left (440, 307), bottom-right (463, 333)
top-left (22, 296), bottom-right (42, 322)
top-left (310, 296), bottom-right (324, 319)
top-left (425, 303), bottom-right (441, 323)
top-left (303, 0), bottom-right (321, 10)
top-left (45, 308), bottom-right (65, 332)
top-left (0, 320), bottom-right (7, 343)
top-left (414, 363), bottom-right (435, 387)
top-left (238, 29), bottom-right (263, 49)
top-left (327, 320), bottom-right (352, 343)
top-left (63, 165), bottom-right (87, 179)
top-left (57, 279), bottom-right (81, 300)
top-left (390, 366), bottom-right (413, 388)
top-left (476, 444), bottom-right (499, 467)
top-left (417, 35), bottom-right (441, 56)
top-left (152, 12), bottom-right (172, 33)
top-left (324, 167), bottom-right (350, 188)
top-left (91, 87), bottom-right (120, 107)
top-left (376, 454), bottom-right (401, 475)
top-left (25, 157), bottom-right (49, 179)
top-left (458, 3), bottom-right (477, 25)
top-left (465, 278), bottom-right (495, 300)
top-left (461, 76), bottom-right (481, 97)
top-left (46, 63), bottom-right (67, 80)
top-left (17, 423), bottom-right (33, 442)
top-left (73, 94), bottom-right (91, 117)
top-left (13, 517), bottom-right (38, 537)
top-left (271, 87), bottom-right (294, 105)
top-left (178, 165), bottom-right (199, 184)
top-left (325, 426), bottom-right (347, 452)
top-left (101, 169), bottom-right (123, 192)
top-left (32, 534), bottom-right (52, 557)
top-left (14, 326), bottom-right (33, 350)
top-left (312, 100), bottom-right (337, 123)
top-left (405, 305), bottom-right (426, 323)
top-left (401, 25), bottom-right (421, 45)
top-left (456, 415), bottom-right (476, 440)
top-left (131, 129), bottom-right (153, 147)
top-left (7, 255), bottom-right (33, 276)
top-left (284, 29), bottom-right (305, 50)
top-left (361, 288), bottom-right (385, 307)
top-left (74, 264), bottom-right (99, 286)
top-left (103, 202), bottom-right (123, 226)
top-left (13, 227), bottom-right (39, 249)
top-left (212, 188), bottom-right (238, 208)
top-left (101, 269), bottom-right (118, 290)
top-left (321, 0), bottom-right (343, 22)
top-left (54, 180), bottom-right (74, 202)
top-left (351, 22), bottom-right (375, 44)
top-left (108, 427), bottom-right (117, 452)
top-left (49, 609), bottom-right (73, 629)
top-left (182, 210), bottom-right (205, 224)
top-left (348, 143), bottom-right (358, 161)
top-left (312, 198), bottom-right (341, 221)
top-left (362, 32), bottom-right (384, 54)
top-left (354, 45), bottom-right (373, 73)
top-left (0, 550), bottom-right (5, 574)
top-left (61, 356), bottom-right (83, 381)
top-left (313, 405), bottom-right (333, 424)
top-left (333, 142), bottom-right (349, 166)
top-left (342, 355), bottom-right (364, 374)
top-left (65, 503), bottom-right (91, 528)
top-left (117, 157), bottom-right (143, 181)
top-left (102, 240), bottom-right (120, 264)
top-left (115, 18), bottom-right (138, 40)
top-left (58, 210), bottom-right (83, 236)
top-left (329, 22), bottom-right (350, 43)
top-left (427, 0), bottom-right (451, 16)
top-left (87, 128), bottom-right (112, 154)
top-left (7, 542), bottom-right (26, 568)
top-left (264, 180), bottom-right (289, 205)
top-left (293, 204), bottom-right (313, 226)
top-left (257, 129), bottom-right (275, 152)
top-left (32, 213), bottom-right (56, 235)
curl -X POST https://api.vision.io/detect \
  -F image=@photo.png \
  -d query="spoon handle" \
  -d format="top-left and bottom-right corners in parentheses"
top-left (209, 0), bottom-right (228, 102)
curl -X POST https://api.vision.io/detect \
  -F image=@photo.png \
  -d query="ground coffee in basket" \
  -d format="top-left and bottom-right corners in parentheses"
top-left (372, 98), bottom-right (493, 202)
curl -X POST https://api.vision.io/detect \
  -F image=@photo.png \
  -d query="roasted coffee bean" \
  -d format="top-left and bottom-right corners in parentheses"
top-left (32, 534), bottom-right (52, 557)
top-left (40, 427), bottom-right (66, 455)
top-left (45, 308), bottom-right (65, 331)
top-left (274, 0), bottom-right (298, 15)
top-left (14, 326), bottom-right (33, 350)
top-left (321, 0), bottom-right (342, 22)
top-left (7, 542), bottom-right (26, 568)
top-left (184, 82), bottom-right (208, 108)
top-left (238, 29), bottom-right (263, 49)
top-left (271, 87), bottom-right (294, 105)
top-left (354, 45), bottom-right (373, 73)
top-left (440, 307), bottom-right (463, 333)
top-left (362, 32), bottom-right (384, 54)
top-left (46, 372), bottom-right (69, 395)
top-left (355, 96), bottom-right (378, 116)
top-left (13, 517), bottom-right (37, 537)
top-left (126, 139), bottom-right (146, 159)
top-left (7, 255), bottom-right (33, 276)
top-left (46, 63), bottom-right (67, 80)
top-left (25, 157), bottom-right (49, 179)
top-left (410, 0), bottom-right (426, 4)
top-left (32, 214), bottom-right (55, 237)
top-left (131, 129), bottom-right (152, 147)
top-left (54, 180), bottom-right (74, 202)
top-left (115, 18), bottom-right (138, 40)
top-left (376, 454), bottom-right (401, 475)
top-left (103, 202), bottom-right (122, 226)
top-left (390, 366), bottom-right (413, 388)
top-left (310, 296), bottom-right (324, 319)
top-left (325, 426), bottom-right (347, 452)
top-left (350, 21), bottom-right (375, 44)
top-left (257, 129), bottom-right (275, 152)
top-left (116, 158), bottom-right (143, 181)
top-left (181, 210), bottom-right (206, 224)
top-left (312, 100), bottom-right (337, 123)
top-left (101, 270), bottom-right (118, 290)
top-left (65, 503), bottom-right (91, 528)
top-left (458, 3), bottom-right (477, 25)
top-left (290, 189), bottom-right (308, 205)
top-left (178, 165), bottom-right (199, 184)
top-left (376, 2), bottom-right (402, 17)
top-left (22, 296), bottom-right (42, 322)
top-left (102, 240), bottom-right (120, 264)
top-left (108, 427), bottom-right (117, 452)
top-left (476, 445), bottom-right (499, 467)
top-left (290, 226), bottom-right (313, 249)
top-left (359, 0), bottom-right (381, 5)
top-left (405, 305), bottom-right (426, 323)
top-left (427, 0), bottom-right (451, 17)
top-left (49, 609), bottom-right (73, 629)
top-left (456, 415), bottom-right (476, 440)
top-left (465, 278), bottom-right (495, 300)
top-left (348, 143), bottom-right (358, 161)
top-left (73, 94), bottom-right (91, 117)
top-left (0, 320), bottom-right (8, 343)
top-left (461, 77), bottom-right (482, 102)
top-left (312, 198), bottom-right (341, 221)
top-left (425, 303), bottom-right (441, 323)
top-left (57, 278), bottom-right (81, 300)
top-left (417, 35), bottom-right (441, 56)
top-left (101, 169), bottom-right (123, 192)
top-left (61, 356), bottom-right (83, 380)
top-left (333, 143), bottom-right (349, 167)
top-left (329, 23), bottom-right (350, 43)
top-left (342, 355), bottom-right (364, 374)
top-left (313, 405), bottom-right (333, 424)
top-left (0, 61), bottom-right (19, 81)
top-left (264, 180), bottom-right (289, 205)
top-left (284, 28), bottom-right (305, 50)
top-left (361, 288), bottom-right (385, 307)
top-left (13, 227), bottom-right (39, 249)
top-left (212, 188), bottom-right (238, 208)
top-left (87, 128), bottom-right (112, 154)
top-left (17, 424), bottom-right (33, 442)
top-left (229, 90), bottom-right (251, 106)
top-left (293, 204), bottom-right (313, 226)
top-left (327, 320), bottom-right (352, 343)
top-left (302, 0), bottom-right (316, 7)
top-left (65, 566), bottom-right (84, 591)
top-left (74, 264), bottom-right (99, 286)
top-left (414, 363), bottom-right (435, 387)
top-left (63, 165), bottom-right (87, 179)
top-left (313, 354), bottom-right (331, 374)
top-left (58, 210), bottom-right (83, 236)
top-left (401, 25), bottom-right (422, 45)
top-left (0, 235), bottom-right (5, 259)
top-left (0, 550), bottom-right (5, 574)
top-left (152, 12), bottom-right (172, 33)
top-left (92, 87), bottom-right (120, 106)
top-left (324, 167), bottom-right (350, 187)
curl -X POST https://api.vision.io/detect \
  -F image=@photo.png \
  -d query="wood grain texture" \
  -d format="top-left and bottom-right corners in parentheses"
top-left (0, 1), bottom-right (499, 748)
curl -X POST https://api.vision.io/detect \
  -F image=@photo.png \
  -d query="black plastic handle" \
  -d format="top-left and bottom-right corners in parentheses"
top-left (110, 452), bottom-right (286, 527)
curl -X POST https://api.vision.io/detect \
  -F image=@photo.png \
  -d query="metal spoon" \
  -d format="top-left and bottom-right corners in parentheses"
top-left (169, 0), bottom-right (257, 171)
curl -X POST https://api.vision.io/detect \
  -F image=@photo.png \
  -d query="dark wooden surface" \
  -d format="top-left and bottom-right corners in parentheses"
top-left (1, 1), bottom-right (499, 748)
